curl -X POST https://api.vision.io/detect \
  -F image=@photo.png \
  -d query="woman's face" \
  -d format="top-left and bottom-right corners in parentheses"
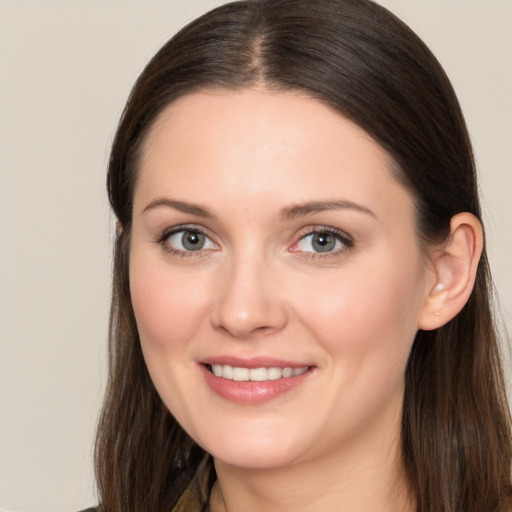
top-left (129, 89), bottom-right (435, 469)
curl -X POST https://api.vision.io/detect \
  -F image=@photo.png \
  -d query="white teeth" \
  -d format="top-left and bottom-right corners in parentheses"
top-left (209, 364), bottom-right (309, 381)
top-left (267, 367), bottom-right (282, 380)
top-left (222, 364), bottom-right (233, 379)
top-left (282, 367), bottom-right (292, 378)
top-left (232, 367), bottom-right (249, 381)
top-left (249, 367), bottom-right (267, 381)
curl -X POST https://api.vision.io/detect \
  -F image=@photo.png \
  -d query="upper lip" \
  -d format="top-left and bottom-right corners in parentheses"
top-left (200, 356), bottom-right (313, 369)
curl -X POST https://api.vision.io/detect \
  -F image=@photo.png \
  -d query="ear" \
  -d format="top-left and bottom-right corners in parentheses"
top-left (418, 212), bottom-right (483, 331)
top-left (116, 220), bottom-right (123, 237)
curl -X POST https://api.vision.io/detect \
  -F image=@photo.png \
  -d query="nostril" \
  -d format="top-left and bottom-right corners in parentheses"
top-left (214, 323), bottom-right (278, 340)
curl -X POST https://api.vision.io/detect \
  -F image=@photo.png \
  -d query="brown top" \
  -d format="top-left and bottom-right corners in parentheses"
top-left (81, 454), bottom-right (213, 512)
top-left (172, 454), bottom-right (213, 512)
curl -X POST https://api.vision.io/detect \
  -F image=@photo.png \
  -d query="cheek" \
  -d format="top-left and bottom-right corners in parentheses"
top-left (129, 250), bottom-right (209, 355)
top-left (290, 250), bottom-right (425, 368)
top-left (284, 252), bottom-right (425, 441)
top-left (128, 249), bottom-right (214, 431)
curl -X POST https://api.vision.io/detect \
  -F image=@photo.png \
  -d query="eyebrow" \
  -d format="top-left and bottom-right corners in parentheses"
top-left (280, 200), bottom-right (376, 220)
top-left (142, 198), bottom-right (215, 218)
top-left (142, 197), bottom-right (376, 221)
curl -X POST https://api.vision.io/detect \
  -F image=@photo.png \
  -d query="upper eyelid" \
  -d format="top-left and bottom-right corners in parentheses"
top-left (156, 224), bottom-right (218, 250)
top-left (289, 225), bottom-right (354, 257)
top-left (156, 226), bottom-right (219, 257)
top-left (158, 224), bottom-right (212, 240)
top-left (155, 223), bottom-right (353, 251)
top-left (295, 225), bottom-right (353, 242)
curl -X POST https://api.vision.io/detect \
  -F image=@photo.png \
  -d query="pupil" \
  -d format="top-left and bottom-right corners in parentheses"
top-left (312, 233), bottom-right (335, 253)
top-left (182, 231), bottom-right (205, 250)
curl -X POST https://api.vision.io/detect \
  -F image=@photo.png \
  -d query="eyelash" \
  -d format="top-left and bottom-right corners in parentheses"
top-left (156, 225), bottom-right (216, 257)
top-left (292, 226), bottom-right (354, 259)
top-left (155, 225), bottom-right (354, 259)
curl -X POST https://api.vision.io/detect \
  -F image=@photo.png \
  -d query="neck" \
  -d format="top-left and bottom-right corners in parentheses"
top-left (209, 415), bottom-right (414, 512)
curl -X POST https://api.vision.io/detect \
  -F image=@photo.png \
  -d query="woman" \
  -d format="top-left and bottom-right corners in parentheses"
top-left (92, 0), bottom-right (512, 510)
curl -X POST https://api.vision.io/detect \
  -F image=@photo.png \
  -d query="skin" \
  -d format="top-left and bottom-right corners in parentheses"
top-left (129, 89), bottom-right (447, 511)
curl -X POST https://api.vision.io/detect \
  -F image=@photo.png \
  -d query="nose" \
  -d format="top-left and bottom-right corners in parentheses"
top-left (210, 252), bottom-right (288, 340)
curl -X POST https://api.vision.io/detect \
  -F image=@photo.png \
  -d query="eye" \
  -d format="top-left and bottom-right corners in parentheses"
top-left (291, 228), bottom-right (353, 255)
top-left (160, 228), bottom-right (217, 253)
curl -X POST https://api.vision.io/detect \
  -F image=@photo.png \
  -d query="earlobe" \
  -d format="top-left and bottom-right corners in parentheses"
top-left (116, 220), bottom-right (123, 237)
top-left (418, 213), bottom-right (483, 331)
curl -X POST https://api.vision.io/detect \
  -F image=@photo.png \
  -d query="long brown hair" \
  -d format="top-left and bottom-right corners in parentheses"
top-left (95, 1), bottom-right (512, 510)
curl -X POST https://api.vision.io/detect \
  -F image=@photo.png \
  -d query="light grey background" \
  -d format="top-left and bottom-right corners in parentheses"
top-left (0, 1), bottom-right (510, 511)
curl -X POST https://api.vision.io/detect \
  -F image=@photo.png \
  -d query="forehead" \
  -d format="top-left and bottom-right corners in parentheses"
top-left (135, 88), bottom-right (413, 222)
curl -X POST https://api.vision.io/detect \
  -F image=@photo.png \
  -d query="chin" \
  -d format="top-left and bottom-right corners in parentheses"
top-left (192, 419), bottom-right (309, 469)
top-left (209, 444), bottom-right (301, 469)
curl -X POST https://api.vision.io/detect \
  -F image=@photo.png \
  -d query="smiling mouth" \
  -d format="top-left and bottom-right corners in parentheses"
top-left (206, 364), bottom-right (310, 382)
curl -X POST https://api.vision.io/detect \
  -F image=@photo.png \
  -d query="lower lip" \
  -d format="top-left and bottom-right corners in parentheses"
top-left (199, 364), bottom-right (314, 405)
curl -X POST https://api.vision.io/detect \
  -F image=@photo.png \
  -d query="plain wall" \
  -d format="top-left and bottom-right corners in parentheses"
top-left (0, 1), bottom-right (510, 511)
